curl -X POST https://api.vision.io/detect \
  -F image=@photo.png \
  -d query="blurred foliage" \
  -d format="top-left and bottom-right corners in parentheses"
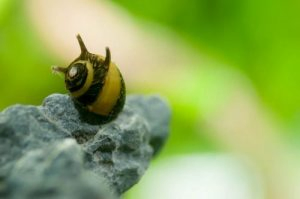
top-left (1, 0), bottom-right (300, 157)
top-left (0, 0), bottom-right (63, 109)
top-left (113, 0), bottom-right (300, 122)
top-left (0, 1), bottom-right (300, 198)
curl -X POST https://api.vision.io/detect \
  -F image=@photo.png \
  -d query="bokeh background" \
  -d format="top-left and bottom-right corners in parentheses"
top-left (1, 0), bottom-right (300, 198)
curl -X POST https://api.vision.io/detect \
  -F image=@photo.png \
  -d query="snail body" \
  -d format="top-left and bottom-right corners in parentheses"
top-left (53, 35), bottom-right (125, 120)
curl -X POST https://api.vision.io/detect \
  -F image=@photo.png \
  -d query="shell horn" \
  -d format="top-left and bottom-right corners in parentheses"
top-left (52, 65), bottom-right (67, 74)
top-left (103, 47), bottom-right (111, 67)
top-left (76, 34), bottom-right (88, 59)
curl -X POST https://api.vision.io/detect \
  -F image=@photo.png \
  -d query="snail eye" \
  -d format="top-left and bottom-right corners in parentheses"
top-left (68, 66), bottom-right (78, 78)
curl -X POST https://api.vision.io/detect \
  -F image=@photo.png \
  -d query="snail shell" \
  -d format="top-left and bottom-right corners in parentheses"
top-left (52, 34), bottom-right (126, 120)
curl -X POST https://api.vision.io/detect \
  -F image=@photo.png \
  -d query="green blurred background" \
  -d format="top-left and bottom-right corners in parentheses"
top-left (1, 0), bottom-right (300, 198)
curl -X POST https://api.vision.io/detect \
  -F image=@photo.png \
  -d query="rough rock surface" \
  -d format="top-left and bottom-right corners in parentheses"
top-left (0, 94), bottom-right (170, 199)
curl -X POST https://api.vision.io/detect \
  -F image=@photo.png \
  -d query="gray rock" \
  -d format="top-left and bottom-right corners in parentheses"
top-left (0, 94), bottom-right (170, 199)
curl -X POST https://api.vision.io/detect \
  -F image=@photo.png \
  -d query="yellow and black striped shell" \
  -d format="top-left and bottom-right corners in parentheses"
top-left (52, 35), bottom-right (126, 121)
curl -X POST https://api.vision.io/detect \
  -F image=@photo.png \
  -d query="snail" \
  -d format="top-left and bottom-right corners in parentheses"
top-left (52, 34), bottom-right (126, 121)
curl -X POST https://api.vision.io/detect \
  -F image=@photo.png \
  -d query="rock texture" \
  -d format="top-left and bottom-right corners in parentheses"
top-left (0, 94), bottom-right (170, 199)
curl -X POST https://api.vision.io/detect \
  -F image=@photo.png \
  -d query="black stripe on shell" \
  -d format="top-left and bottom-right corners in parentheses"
top-left (85, 69), bottom-right (126, 123)
top-left (107, 69), bottom-right (126, 119)
top-left (75, 54), bottom-right (109, 105)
